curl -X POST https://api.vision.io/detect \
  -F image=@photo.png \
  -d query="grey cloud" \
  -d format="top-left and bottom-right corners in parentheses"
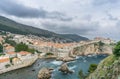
top-left (0, 0), bottom-right (72, 21)
top-left (93, 0), bottom-right (119, 5)
top-left (42, 21), bottom-right (99, 35)
top-left (82, 15), bottom-right (92, 21)
top-left (107, 13), bottom-right (118, 21)
top-left (116, 21), bottom-right (120, 29)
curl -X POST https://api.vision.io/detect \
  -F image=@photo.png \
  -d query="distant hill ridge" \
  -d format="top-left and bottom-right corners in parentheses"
top-left (0, 16), bottom-right (89, 42)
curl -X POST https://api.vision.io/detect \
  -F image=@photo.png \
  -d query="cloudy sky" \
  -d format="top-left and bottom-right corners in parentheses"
top-left (0, 0), bottom-right (120, 41)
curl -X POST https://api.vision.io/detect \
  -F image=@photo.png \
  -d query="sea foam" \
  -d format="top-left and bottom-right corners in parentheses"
top-left (51, 60), bottom-right (63, 65)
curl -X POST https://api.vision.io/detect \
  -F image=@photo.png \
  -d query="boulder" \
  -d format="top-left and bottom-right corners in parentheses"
top-left (38, 67), bottom-right (53, 79)
top-left (59, 63), bottom-right (73, 74)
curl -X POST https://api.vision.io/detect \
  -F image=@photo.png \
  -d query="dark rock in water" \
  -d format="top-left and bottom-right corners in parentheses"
top-left (32, 69), bottom-right (35, 71)
top-left (59, 63), bottom-right (73, 74)
top-left (49, 68), bottom-right (54, 74)
top-left (38, 67), bottom-right (53, 79)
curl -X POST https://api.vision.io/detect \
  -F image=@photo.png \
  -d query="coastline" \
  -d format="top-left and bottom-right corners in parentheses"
top-left (0, 55), bottom-right (107, 79)
top-left (0, 53), bottom-right (110, 75)
top-left (0, 55), bottom-right (38, 74)
top-left (39, 53), bottom-right (111, 62)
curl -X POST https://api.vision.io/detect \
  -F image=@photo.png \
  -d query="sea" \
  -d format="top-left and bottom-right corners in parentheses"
top-left (0, 55), bottom-right (107, 79)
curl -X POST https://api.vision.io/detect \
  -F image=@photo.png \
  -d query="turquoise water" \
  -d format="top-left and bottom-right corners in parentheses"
top-left (0, 55), bottom-right (107, 79)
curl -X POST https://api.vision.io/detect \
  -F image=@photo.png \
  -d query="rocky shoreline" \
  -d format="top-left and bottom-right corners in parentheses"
top-left (0, 54), bottom-right (107, 79)
top-left (0, 49), bottom-right (111, 76)
top-left (0, 55), bottom-right (38, 74)
top-left (86, 55), bottom-right (120, 79)
top-left (37, 63), bottom-right (74, 79)
top-left (37, 53), bottom-right (110, 79)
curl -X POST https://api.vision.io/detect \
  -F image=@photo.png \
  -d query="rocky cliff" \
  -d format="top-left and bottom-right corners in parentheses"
top-left (72, 41), bottom-right (114, 56)
top-left (86, 55), bottom-right (120, 79)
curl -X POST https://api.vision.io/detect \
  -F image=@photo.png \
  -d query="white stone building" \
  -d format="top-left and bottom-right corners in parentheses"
top-left (3, 45), bottom-right (15, 53)
top-left (0, 55), bottom-right (10, 70)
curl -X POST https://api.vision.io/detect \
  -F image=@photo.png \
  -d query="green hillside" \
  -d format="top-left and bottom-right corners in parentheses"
top-left (0, 16), bottom-right (89, 42)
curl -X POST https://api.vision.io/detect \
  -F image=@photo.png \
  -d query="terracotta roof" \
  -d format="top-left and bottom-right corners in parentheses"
top-left (0, 57), bottom-right (10, 63)
top-left (19, 51), bottom-right (30, 55)
top-left (6, 52), bottom-right (16, 55)
top-left (35, 41), bottom-right (75, 48)
top-left (0, 37), bottom-right (3, 40)
top-left (30, 40), bottom-right (76, 48)
top-left (5, 45), bottom-right (14, 50)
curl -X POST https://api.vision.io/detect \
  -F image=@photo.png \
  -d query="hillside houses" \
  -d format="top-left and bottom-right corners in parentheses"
top-left (94, 37), bottom-right (115, 44)
top-left (3, 45), bottom-right (15, 53)
top-left (17, 51), bottom-right (32, 61)
top-left (11, 33), bottom-right (115, 58)
top-left (6, 52), bottom-right (16, 58)
top-left (0, 36), bottom-right (4, 44)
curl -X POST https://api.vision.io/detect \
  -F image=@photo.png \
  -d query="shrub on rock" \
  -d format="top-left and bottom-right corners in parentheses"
top-left (113, 41), bottom-right (120, 57)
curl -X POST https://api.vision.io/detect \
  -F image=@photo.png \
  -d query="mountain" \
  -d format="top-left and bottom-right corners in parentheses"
top-left (60, 34), bottom-right (89, 42)
top-left (0, 16), bottom-right (89, 42)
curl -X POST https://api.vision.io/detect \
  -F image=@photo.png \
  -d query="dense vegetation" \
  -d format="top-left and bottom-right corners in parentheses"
top-left (113, 41), bottom-right (120, 56)
top-left (86, 42), bottom-right (120, 79)
top-left (86, 55), bottom-right (120, 79)
top-left (45, 52), bottom-right (54, 56)
top-left (78, 70), bottom-right (86, 79)
top-left (0, 44), bottom-right (3, 53)
top-left (5, 64), bottom-right (11, 68)
top-left (0, 24), bottom-right (28, 35)
top-left (98, 41), bottom-right (105, 46)
top-left (61, 34), bottom-right (89, 42)
top-left (78, 64), bottom-right (98, 79)
top-left (88, 64), bottom-right (98, 73)
top-left (94, 41), bottom-right (105, 47)
top-left (15, 42), bottom-right (35, 54)
top-left (5, 38), bottom-right (17, 47)
top-left (0, 16), bottom-right (88, 42)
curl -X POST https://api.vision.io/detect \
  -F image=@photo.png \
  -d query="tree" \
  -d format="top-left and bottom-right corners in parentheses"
top-left (5, 38), bottom-right (16, 46)
top-left (113, 41), bottom-right (120, 56)
top-left (79, 70), bottom-right (85, 79)
top-left (5, 64), bottom-right (11, 68)
top-left (36, 50), bottom-right (42, 53)
top-left (45, 52), bottom-right (54, 56)
top-left (15, 42), bottom-right (28, 52)
top-left (88, 64), bottom-right (98, 73)
top-left (27, 48), bottom-right (35, 54)
top-left (98, 41), bottom-right (105, 46)
top-left (0, 44), bottom-right (3, 53)
top-left (15, 42), bottom-right (36, 54)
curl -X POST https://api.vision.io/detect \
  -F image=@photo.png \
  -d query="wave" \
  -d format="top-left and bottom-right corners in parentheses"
top-left (51, 60), bottom-right (63, 65)
top-left (69, 65), bottom-right (77, 70)
top-left (83, 60), bottom-right (87, 62)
